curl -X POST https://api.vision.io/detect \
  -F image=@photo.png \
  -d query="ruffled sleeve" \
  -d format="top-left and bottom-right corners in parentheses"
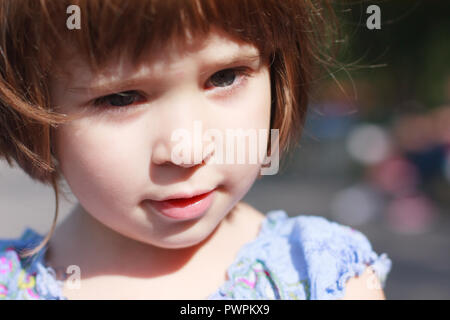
top-left (288, 213), bottom-right (392, 299)
top-left (208, 210), bottom-right (392, 300)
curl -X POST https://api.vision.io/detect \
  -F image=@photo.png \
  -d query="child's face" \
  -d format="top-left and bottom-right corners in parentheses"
top-left (50, 29), bottom-right (271, 249)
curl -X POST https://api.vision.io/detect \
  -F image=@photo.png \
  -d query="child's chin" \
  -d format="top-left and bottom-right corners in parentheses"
top-left (150, 228), bottom-right (215, 250)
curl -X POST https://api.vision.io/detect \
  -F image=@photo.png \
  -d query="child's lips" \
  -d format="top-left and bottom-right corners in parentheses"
top-left (147, 189), bottom-right (216, 220)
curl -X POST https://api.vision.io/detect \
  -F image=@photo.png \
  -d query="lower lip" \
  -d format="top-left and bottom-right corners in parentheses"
top-left (148, 190), bottom-right (215, 220)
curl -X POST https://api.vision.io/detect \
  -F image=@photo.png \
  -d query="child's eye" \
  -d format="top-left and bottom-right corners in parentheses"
top-left (93, 91), bottom-right (145, 107)
top-left (205, 67), bottom-right (252, 92)
top-left (90, 67), bottom-right (252, 112)
top-left (207, 69), bottom-right (238, 88)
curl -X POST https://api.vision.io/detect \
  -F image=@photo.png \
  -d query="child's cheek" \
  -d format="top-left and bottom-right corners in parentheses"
top-left (54, 121), bottom-right (147, 211)
top-left (222, 162), bottom-right (262, 197)
top-left (210, 67), bottom-right (271, 191)
top-left (223, 68), bottom-right (271, 128)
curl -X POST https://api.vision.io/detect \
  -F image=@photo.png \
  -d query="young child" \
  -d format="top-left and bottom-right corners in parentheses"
top-left (0, 0), bottom-right (391, 300)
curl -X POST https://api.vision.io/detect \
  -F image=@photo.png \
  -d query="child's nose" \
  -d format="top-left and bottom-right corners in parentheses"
top-left (151, 138), bottom-right (214, 168)
top-left (150, 100), bottom-right (214, 167)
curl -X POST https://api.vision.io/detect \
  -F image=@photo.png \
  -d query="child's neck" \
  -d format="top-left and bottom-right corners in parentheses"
top-left (44, 201), bottom-right (263, 282)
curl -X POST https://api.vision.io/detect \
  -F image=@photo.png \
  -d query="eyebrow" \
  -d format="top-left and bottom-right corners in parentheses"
top-left (67, 52), bottom-right (262, 96)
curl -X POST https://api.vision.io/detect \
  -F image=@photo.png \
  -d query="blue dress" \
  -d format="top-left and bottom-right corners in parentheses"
top-left (0, 210), bottom-right (392, 300)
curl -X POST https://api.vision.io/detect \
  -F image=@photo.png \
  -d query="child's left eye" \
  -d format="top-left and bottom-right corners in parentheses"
top-left (207, 69), bottom-right (238, 88)
top-left (205, 67), bottom-right (251, 91)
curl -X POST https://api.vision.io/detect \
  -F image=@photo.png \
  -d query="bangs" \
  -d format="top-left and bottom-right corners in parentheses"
top-left (38, 0), bottom-right (304, 74)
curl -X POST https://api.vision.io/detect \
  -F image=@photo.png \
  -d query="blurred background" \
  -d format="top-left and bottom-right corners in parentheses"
top-left (1, 0), bottom-right (449, 299)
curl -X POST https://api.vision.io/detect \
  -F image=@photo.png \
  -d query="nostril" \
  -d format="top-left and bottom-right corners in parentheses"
top-left (202, 148), bottom-right (215, 166)
top-left (178, 149), bottom-right (214, 168)
top-left (173, 161), bottom-right (199, 168)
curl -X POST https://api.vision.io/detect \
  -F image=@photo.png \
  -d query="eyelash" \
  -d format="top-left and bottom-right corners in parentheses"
top-left (91, 67), bottom-right (253, 115)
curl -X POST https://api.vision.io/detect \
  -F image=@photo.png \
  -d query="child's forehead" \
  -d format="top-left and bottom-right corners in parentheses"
top-left (52, 29), bottom-right (261, 89)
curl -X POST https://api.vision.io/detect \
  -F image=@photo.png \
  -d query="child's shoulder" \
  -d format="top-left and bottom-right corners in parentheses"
top-left (0, 229), bottom-right (65, 300)
top-left (263, 210), bottom-right (377, 252)
top-left (256, 210), bottom-right (376, 253)
top-left (210, 209), bottom-right (392, 300)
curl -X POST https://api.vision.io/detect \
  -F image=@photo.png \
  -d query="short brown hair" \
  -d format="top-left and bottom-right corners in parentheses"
top-left (0, 0), bottom-right (338, 257)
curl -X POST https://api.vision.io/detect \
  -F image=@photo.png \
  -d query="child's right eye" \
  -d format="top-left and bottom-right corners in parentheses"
top-left (93, 91), bottom-right (145, 108)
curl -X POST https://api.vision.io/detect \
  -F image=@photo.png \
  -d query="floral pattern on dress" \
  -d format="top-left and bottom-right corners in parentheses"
top-left (0, 231), bottom-right (65, 300)
top-left (0, 248), bottom-right (40, 299)
top-left (208, 210), bottom-right (391, 300)
top-left (1, 210), bottom-right (392, 300)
